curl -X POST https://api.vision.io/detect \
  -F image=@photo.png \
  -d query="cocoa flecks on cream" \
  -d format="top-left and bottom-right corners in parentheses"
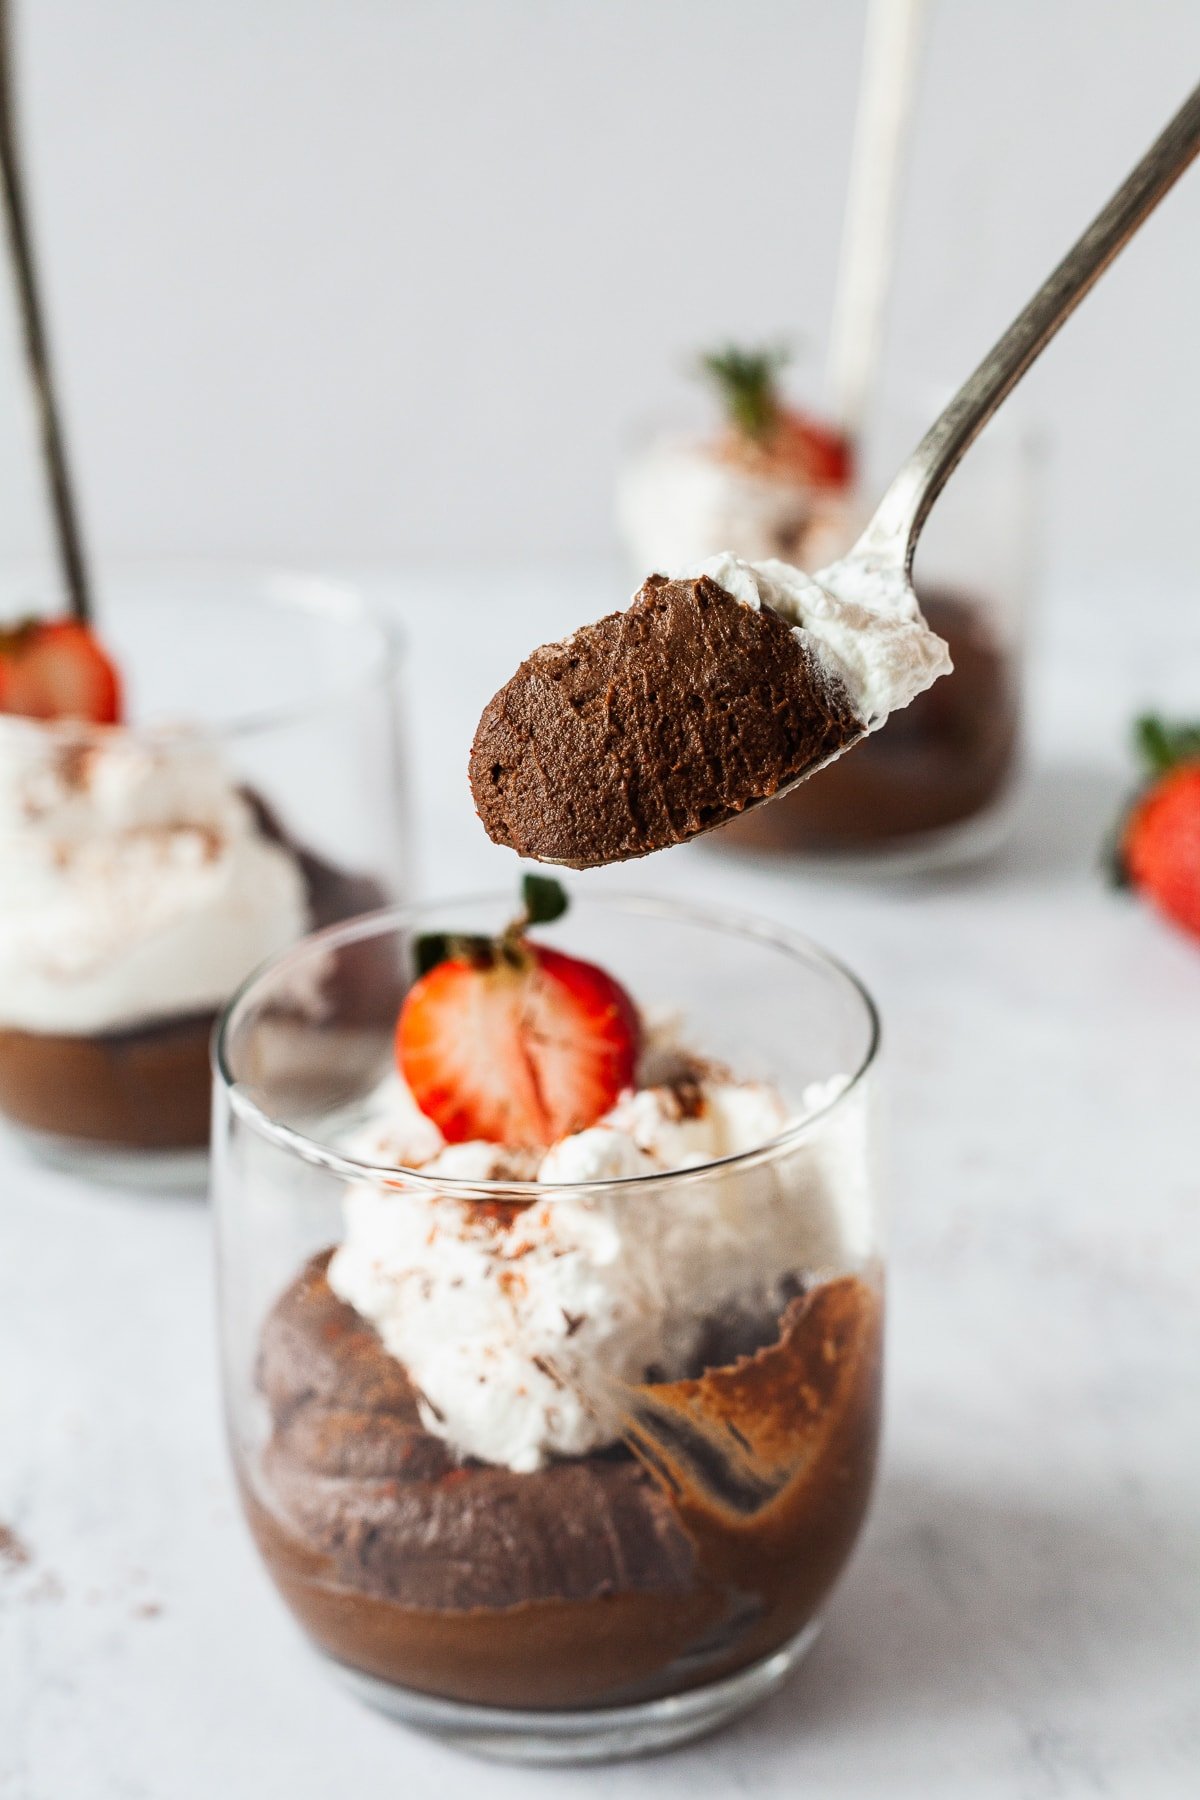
top-left (0, 802), bottom-right (389, 1152)
top-left (469, 573), bottom-right (863, 868)
top-left (0, 1524), bottom-right (32, 1569)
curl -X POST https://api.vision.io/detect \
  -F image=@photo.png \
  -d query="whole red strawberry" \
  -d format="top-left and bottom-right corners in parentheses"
top-left (397, 875), bottom-right (641, 1146)
top-left (1115, 716), bottom-right (1200, 942)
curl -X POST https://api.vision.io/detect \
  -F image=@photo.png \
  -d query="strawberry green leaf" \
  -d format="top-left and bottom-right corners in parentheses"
top-left (413, 932), bottom-right (494, 979)
top-left (521, 872), bottom-right (568, 927)
top-left (1135, 714), bottom-right (1200, 777)
top-left (415, 878), bottom-right (567, 982)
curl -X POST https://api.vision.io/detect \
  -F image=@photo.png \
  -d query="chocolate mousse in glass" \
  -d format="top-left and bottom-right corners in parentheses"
top-left (0, 568), bottom-right (407, 1186)
top-left (215, 885), bottom-right (881, 1761)
top-left (617, 354), bottom-right (1035, 869)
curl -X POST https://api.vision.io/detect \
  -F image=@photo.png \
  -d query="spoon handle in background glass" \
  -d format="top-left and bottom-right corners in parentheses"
top-left (853, 79), bottom-right (1200, 580)
top-left (0, 0), bottom-right (93, 625)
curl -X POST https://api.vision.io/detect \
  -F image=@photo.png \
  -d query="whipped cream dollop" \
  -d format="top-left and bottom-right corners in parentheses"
top-left (617, 437), bottom-right (857, 578)
top-left (618, 439), bottom-right (815, 569)
top-left (672, 552), bottom-right (952, 729)
top-left (327, 1055), bottom-right (871, 1473)
top-left (0, 724), bottom-right (310, 1034)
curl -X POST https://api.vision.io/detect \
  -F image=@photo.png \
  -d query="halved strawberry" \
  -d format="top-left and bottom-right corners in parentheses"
top-left (0, 619), bottom-right (123, 724)
top-left (397, 878), bottom-right (641, 1145)
top-left (773, 409), bottom-right (855, 491)
top-left (700, 343), bottom-right (855, 492)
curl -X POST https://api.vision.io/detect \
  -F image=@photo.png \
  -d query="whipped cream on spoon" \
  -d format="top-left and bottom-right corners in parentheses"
top-left (472, 82), bottom-right (1200, 868)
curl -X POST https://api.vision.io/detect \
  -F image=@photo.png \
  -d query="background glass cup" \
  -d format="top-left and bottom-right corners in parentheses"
top-left (0, 566), bottom-right (409, 1188)
top-left (213, 893), bottom-right (882, 1763)
top-left (617, 391), bottom-right (1042, 873)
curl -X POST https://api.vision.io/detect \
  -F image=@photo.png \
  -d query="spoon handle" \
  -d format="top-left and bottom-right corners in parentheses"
top-left (0, 0), bottom-right (93, 625)
top-left (854, 79), bottom-right (1200, 575)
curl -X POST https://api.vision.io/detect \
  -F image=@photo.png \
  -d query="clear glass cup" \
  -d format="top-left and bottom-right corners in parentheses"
top-left (213, 893), bottom-right (882, 1763)
top-left (617, 392), bottom-right (1041, 873)
top-left (0, 565), bottom-right (409, 1188)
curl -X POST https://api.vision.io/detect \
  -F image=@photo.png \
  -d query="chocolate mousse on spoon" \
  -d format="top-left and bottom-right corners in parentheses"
top-left (472, 81), bottom-right (1200, 868)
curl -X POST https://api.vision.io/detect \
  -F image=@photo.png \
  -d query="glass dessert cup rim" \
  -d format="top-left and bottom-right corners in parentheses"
top-left (0, 561), bottom-right (404, 751)
top-left (212, 889), bottom-right (880, 1198)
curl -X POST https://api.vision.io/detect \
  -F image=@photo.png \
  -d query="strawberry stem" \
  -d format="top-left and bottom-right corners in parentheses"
top-left (1135, 714), bottom-right (1200, 776)
top-left (0, 0), bottom-right (94, 627)
top-left (413, 877), bottom-right (569, 980)
top-left (520, 872), bottom-right (568, 927)
top-left (413, 932), bottom-right (493, 978)
top-left (498, 873), bottom-right (567, 962)
top-left (699, 343), bottom-right (789, 440)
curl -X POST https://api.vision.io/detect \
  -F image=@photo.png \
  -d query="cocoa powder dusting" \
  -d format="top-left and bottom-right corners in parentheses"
top-left (0, 1523), bottom-right (32, 1569)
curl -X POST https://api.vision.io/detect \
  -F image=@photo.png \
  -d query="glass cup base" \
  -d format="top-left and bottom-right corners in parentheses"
top-left (6, 1124), bottom-right (209, 1196)
top-left (323, 1618), bottom-right (823, 1765)
top-left (717, 776), bottom-right (1026, 880)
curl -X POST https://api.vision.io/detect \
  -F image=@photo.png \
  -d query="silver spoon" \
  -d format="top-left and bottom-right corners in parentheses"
top-left (839, 78), bottom-right (1200, 597)
top-left (472, 79), bottom-right (1200, 868)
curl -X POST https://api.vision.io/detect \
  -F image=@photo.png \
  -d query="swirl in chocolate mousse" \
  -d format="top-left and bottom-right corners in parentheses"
top-left (246, 1046), bottom-right (883, 1711)
top-left (249, 1254), bottom-right (881, 1710)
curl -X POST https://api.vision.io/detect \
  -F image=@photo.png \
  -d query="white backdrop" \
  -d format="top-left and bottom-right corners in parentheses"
top-left (2, 0), bottom-right (1199, 582)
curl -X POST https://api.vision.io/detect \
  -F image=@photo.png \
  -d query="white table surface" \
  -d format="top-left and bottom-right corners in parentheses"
top-left (2, 563), bottom-right (1198, 1800)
